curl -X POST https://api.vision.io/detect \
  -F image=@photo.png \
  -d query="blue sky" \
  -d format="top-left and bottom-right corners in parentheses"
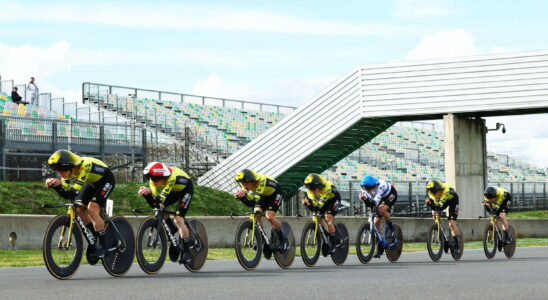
top-left (1, 0), bottom-right (548, 166)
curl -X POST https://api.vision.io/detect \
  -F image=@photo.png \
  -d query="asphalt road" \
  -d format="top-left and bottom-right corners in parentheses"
top-left (2, 247), bottom-right (548, 299)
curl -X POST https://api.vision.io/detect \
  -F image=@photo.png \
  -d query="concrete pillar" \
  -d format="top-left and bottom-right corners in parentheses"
top-left (444, 114), bottom-right (487, 218)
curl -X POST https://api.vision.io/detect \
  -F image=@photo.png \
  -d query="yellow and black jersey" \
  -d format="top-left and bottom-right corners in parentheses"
top-left (484, 187), bottom-right (511, 210)
top-left (58, 157), bottom-right (109, 196)
top-left (150, 167), bottom-right (191, 203)
top-left (427, 182), bottom-right (457, 207)
top-left (305, 176), bottom-right (337, 208)
top-left (238, 172), bottom-right (279, 202)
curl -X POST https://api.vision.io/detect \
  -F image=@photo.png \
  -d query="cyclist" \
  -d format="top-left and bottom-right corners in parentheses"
top-left (138, 162), bottom-right (194, 264)
top-left (483, 186), bottom-right (513, 243)
top-left (233, 169), bottom-right (289, 252)
top-left (425, 180), bottom-right (461, 250)
top-left (302, 174), bottom-right (342, 254)
top-left (359, 175), bottom-right (398, 258)
top-left (46, 150), bottom-right (115, 258)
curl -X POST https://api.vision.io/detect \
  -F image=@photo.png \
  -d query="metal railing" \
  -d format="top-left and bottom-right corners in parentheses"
top-left (82, 82), bottom-right (297, 114)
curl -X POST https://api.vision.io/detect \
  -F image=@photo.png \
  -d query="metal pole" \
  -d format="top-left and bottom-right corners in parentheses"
top-left (184, 127), bottom-right (190, 171)
top-left (67, 119), bottom-right (72, 151)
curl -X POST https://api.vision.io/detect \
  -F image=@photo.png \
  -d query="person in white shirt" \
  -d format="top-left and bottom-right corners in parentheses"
top-left (27, 77), bottom-right (39, 106)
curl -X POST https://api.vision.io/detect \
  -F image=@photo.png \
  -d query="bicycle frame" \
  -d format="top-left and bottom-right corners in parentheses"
top-left (245, 212), bottom-right (273, 249)
top-left (490, 215), bottom-right (506, 241)
top-left (368, 212), bottom-right (397, 249)
top-left (57, 204), bottom-right (97, 250)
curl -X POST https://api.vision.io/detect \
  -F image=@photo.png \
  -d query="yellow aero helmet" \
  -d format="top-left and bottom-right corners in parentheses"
top-left (235, 169), bottom-right (258, 182)
top-left (426, 180), bottom-right (443, 193)
top-left (304, 173), bottom-right (324, 190)
top-left (48, 150), bottom-right (83, 171)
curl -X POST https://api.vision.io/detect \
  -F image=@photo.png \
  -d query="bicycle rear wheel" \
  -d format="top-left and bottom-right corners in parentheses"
top-left (273, 222), bottom-right (296, 269)
top-left (483, 223), bottom-right (497, 259)
top-left (184, 219), bottom-right (209, 272)
top-left (450, 226), bottom-right (464, 261)
top-left (503, 225), bottom-right (516, 259)
top-left (102, 216), bottom-right (135, 277)
top-left (300, 221), bottom-right (321, 267)
top-left (235, 220), bottom-right (262, 270)
top-left (386, 224), bottom-right (403, 263)
top-left (43, 215), bottom-right (83, 280)
top-left (356, 223), bottom-right (376, 264)
top-left (427, 223), bottom-right (444, 262)
top-left (136, 216), bottom-right (167, 275)
top-left (331, 223), bottom-right (349, 266)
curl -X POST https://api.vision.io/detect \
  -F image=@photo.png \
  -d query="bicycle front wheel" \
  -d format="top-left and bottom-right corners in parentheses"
top-left (102, 216), bottom-right (136, 277)
top-left (235, 220), bottom-right (263, 270)
top-left (483, 223), bottom-right (497, 259)
top-left (136, 216), bottom-right (167, 275)
top-left (427, 223), bottom-right (444, 262)
top-left (43, 215), bottom-right (83, 280)
top-left (356, 223), bottom-right (376, 264)
top-left (300, 221), bottom-right (321, 267)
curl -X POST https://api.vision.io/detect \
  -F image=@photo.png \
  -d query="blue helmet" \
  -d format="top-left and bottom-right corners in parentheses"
top-left (361, 176), bottom-right (379, 189)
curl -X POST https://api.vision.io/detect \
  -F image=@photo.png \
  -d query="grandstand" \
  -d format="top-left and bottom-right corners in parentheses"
top-left (0, 76), bottom-right (546, 215)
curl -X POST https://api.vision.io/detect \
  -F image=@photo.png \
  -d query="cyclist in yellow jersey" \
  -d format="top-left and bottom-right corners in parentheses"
top-left (302, 174), bottom-right (342, 254)
top-left (138, 162), bottom-right (194, 263)
top-left (425, 180), bottom-right (461, 248)
top-left (46, 150), bottom-right (115, 258)
top-left (233, 169), bottom-right (289, 252)
top-left (483, 186), bottom-right (513, 243)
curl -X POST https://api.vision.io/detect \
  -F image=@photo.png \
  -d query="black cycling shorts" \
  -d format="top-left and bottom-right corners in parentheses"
top-left (378, 186), bottom-right (398, 209)
top-left (163, 182), bottom-right (194, 218)
top-left (319, 188), bottom-right (342, 217)
top-left (75, 169), bottom-right (115, 208)
top-left (255, 186), bottom-right (283, 213)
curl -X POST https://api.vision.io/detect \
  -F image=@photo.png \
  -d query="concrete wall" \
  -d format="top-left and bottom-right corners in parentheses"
top-left (2, 215), bottom-right (548, 250)
top-left (444, 114), bottom-right (486, 218)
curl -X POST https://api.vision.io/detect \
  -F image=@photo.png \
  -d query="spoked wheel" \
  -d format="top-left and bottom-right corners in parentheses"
top-left (386, 224), bottom-right (403, 263)
top-left (427, 223), bottom-right (444, 262)
top-left (43, 215), bottom-right (83, 280)
top-left (300, 221), bottom-right (321, 267)
top-left (272, 222), bottom-right (296, 269)
top-left (356, 223), bottom-right (376, 264)
top-left (503, 225), bottom-right (516, 259)
top-left (483, 223), bottom-right (497, 259)
top-left (331, 223), bottom-right (349, 266)
top-left (136, 216), bottom-right (167, 275)
top-left (450, 227), bottom-right (464, 261)
top-left (102, 216), bottom-right (135, 277)
top-left (184, 219), bottom-right (209, 272)
top-left (235, 220), bottom-right (263, 270)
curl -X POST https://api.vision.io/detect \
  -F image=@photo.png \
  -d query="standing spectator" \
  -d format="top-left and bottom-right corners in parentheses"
top-left (11, 87), bottom-right (28, 105)
top-left (27, 77), bottom-right (39, 105)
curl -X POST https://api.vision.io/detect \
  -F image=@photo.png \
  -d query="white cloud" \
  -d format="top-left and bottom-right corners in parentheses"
top-left (192, 74), bottom-right (251, 100)
top-left (0, 40), bottom-right (72, 83)
top-left (394, 0), bottom-right (453, 18)
top-left (0, 2), bottom-right (421, 37)
top-left (406, 29), bottom-right (476, 60)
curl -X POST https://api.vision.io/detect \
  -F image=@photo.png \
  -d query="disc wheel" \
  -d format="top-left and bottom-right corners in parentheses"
top-left (331, 223), bottom-right (349, 266)
top-left (136, 216), bottom-right (167, 275)
top-left (356, 223), bottom-right (376, 264)
top-left (483, 223), bottom-right (497, 259)
top-left (102, 216), bottom-right (135, 277)
top-left (273, 222), bottom-right (296, 269)
top-left (427, 223), bottom-right (444, 262)
top-left (43, 215), bottom-right (83, 280)
top-left (300, 221), bottom-right (321, 267)
top-left (503, 225), bottom-right (516, 259)
top-left (450, 226), bottom-right (464, 261)
top-left (184, 219), bottom-right (209, 272)
top-left (386, 224), bottom-right (403, 263)
top-left (235, 220), bottom-right (262, 270)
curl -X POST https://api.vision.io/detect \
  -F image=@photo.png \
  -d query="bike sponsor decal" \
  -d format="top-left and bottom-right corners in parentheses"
top-left (163, 219), bottom-right (178, 246)
top-left (77, 217), bottom-right (95, 245)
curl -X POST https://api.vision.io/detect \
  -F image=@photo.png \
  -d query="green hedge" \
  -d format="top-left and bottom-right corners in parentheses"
top-left (0, 182), bottom-right (248, 216)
